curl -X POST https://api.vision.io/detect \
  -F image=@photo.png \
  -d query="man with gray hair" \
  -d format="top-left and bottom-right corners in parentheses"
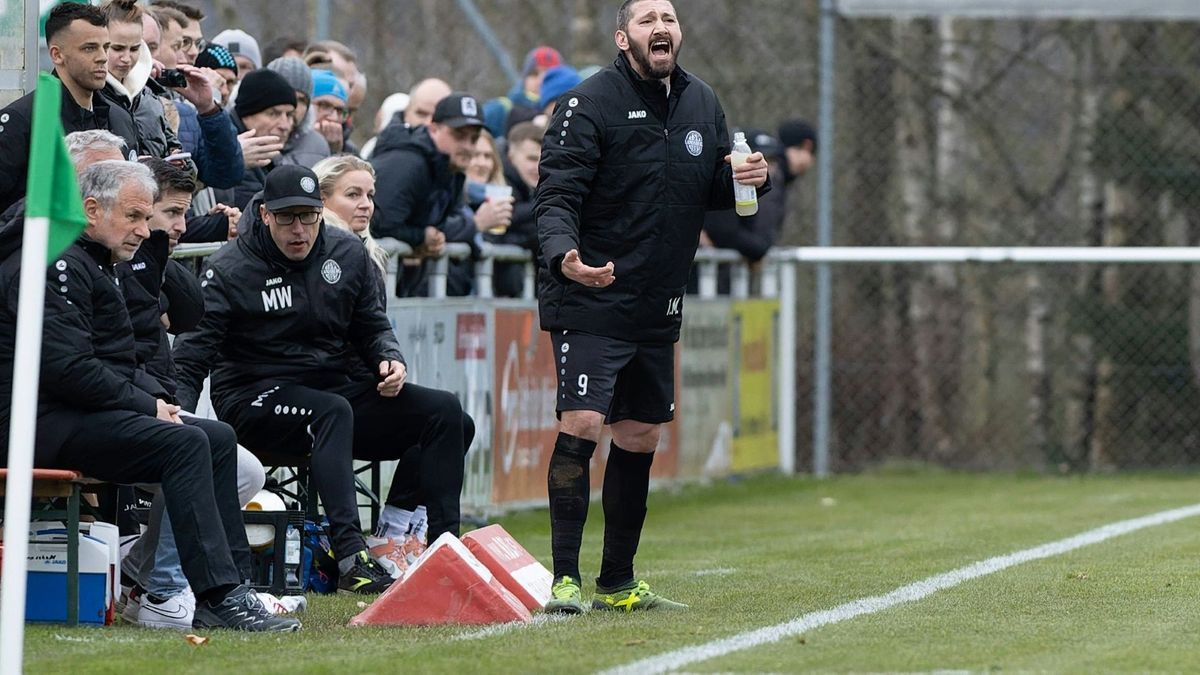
top-left (0, 160), bottom-right (299, 632)
top-left (65, 129), bottom-right (129, 170)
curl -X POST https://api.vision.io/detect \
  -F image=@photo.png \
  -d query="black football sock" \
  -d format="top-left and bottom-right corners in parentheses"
top-left (197, 583), bottom-right (239, 605)
top-left (548, 432), bottom-right (596, 582)
top-left (597, 442), bottom-right (654, 590)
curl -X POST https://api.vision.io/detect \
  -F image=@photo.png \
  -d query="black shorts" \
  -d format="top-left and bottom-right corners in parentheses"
top-left (551, 329), bottom-right (675, 424)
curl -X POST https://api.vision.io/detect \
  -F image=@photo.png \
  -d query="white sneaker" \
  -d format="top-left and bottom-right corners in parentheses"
top-left (254, 592), bottom-right (307, 614)
top-left (120, 588), bottom-right (142, 625)
top-left (136, 592), bottom-right (194, 630)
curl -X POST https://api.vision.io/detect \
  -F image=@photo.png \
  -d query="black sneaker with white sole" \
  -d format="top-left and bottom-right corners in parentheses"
top-left (192, 585), bottom-right (302, 632)
top-left (337, 550), bottom-right (395, 594)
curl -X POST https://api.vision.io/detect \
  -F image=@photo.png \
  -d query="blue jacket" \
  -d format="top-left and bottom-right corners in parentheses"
top-left (175, 98), bottom-right (245, 189)
top-left (482, 82), bottom-right (538, 139)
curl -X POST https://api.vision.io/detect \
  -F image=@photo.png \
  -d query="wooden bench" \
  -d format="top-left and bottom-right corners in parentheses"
top-left (0, 469), bottom-right (105, 626)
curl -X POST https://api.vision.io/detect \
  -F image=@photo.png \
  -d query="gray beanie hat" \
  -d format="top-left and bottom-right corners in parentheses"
top-left (212, 29), bottom-right (262, 70)
top-left (267, 57), bottom-right (313, 98)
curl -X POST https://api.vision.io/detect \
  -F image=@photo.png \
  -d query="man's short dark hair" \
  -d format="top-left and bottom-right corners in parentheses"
top-left (151, 0), bottom-right (203, 22)
top-left (507, 121), bottom-right (546, 148)
top-left (147, 5), bottom-right (189, 30)
top-left (617, 0), bottom-right (651, 33)
top-left (140, 157), bottom-right (197, 197)
top-left (262, 36), bottom-right (309, 66)
top-left (45, 2), bottom-right (107, 48)
top-left (308, 40), bottom-right (357, 64)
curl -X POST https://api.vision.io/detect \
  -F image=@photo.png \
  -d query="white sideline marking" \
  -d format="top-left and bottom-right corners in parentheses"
top-left (693, 567), bottom-right (737, 577)
top-left (451, 613), bottom-right (567, 641)
top-left (602, 503), bottom-right (1200, 675)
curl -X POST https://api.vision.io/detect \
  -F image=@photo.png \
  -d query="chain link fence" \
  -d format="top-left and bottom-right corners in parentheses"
top-left (793, 12), bottom-right (1200, 472)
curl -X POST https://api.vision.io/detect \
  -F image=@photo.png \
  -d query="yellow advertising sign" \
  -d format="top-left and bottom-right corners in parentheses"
top-left (731, 299), bottom-right (779, 471)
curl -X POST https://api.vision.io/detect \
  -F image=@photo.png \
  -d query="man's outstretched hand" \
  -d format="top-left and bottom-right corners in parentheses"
top-left (561, 249), bottom-right (615, 288)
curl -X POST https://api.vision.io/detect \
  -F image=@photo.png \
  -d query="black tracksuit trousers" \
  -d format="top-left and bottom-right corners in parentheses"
top-left (224, 381), bottom-right (468, 559)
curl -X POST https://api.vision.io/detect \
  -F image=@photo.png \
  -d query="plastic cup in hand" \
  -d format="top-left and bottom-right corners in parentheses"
top-left (484, 184), bottom-right (514, 235)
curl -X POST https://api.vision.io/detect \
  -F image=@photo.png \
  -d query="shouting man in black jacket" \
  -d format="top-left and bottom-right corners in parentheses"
top-left (173, 165), bottom-right (471, 595)
top-left (535, 0), bottom-right (769, 614)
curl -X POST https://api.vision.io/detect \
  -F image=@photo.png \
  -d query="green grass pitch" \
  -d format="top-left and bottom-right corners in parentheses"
top-left (20, 468), bottom-right (1200, 673)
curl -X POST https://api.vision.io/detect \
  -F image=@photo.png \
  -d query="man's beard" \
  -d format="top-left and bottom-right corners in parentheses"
top-left (629, 38), bottom-right (679, 80)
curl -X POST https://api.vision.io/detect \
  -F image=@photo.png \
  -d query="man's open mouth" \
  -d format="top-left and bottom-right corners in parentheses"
top-left (651, 39), bottom-right (672, 57)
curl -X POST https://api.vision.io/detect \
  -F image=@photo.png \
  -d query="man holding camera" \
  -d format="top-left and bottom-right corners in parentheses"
top-left (0, 3), bottom-right (140, 213)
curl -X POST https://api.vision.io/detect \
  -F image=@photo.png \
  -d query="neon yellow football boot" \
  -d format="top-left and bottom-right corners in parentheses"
top-left (592, 579), bottom-right (688, 612)
top-left (544, 576), bottom-right (586, 614)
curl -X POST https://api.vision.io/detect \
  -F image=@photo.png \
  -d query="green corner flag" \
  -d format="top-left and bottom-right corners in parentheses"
top-left (25, 72), bottom-right (85, 264)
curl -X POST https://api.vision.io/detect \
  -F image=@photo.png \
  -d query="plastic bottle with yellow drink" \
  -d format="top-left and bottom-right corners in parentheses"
top-left (730, 131), bottom-right (758, 216)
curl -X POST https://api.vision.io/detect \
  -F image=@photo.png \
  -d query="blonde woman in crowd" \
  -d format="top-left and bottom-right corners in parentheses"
top-left (464, 128), bottom-right (507, 209)
top-left (313, 155), bottom-right (389, 280)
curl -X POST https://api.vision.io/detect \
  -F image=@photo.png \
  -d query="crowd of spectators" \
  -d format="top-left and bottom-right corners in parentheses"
top-left (1, 2), bottom-right (815, 299)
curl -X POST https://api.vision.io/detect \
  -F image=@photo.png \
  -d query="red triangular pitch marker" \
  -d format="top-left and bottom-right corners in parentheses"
top-left (462, 524), bottom-right (552, 611)
top-left (348, 533), bottom-right (532, 626)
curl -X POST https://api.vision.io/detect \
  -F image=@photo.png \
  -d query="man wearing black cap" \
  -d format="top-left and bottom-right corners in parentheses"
top-left (173, 164), bottom-right (472, 595)
top-left (371, 92), bottom-right (495, 296)
top-left (777, 118), bottom-right (817, 183)
top-left (221, 68), bottom-right (296, 210)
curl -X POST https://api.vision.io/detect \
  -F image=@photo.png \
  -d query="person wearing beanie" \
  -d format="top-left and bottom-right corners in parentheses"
top-left (268, 57), bottom-right (330, 169)
top-left (212, 28), bottom-right (261, 80)
top-left (195, 44), bottom-right (239, 104)
top-left (777, 118), bottom-right (817, 183)
top-left (482, 45), bottom-right (563, 138)
top-left (311, 69), bottom-right (350, 154)
top-left (538, 65), bottom-right (582, 116)
top-left (223, 69), bottom-right (296, 209)
top-left (360, 92), bottom-right (409, 159)
top-left (268, 56), bottom-right (314, 117)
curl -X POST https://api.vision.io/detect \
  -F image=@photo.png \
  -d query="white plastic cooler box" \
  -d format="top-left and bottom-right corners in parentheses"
top-left (17, 522), bottom-right (120, 625)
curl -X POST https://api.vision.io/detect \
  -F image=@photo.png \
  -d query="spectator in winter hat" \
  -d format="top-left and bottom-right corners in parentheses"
top-left (268, 56), bottom-right (314, 128)
top-left (310, 69), bottom-right (350, 154)
top-left (195, 44), bottom-right (238, 103)
top-left (482, 45), bottom-right (562, 139)
top-left (538, 65), bottom-right (582, 116)
top-left (212, 29), bottom-right (261, 80)
top-left (777, 118), bottom-right (817, 183)
top-left (225, 69), bottom-right (296, 208)
top-left (268, 57), bottom-right (329, 169)
top-left (359, 92), bottom-right (410, 160)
